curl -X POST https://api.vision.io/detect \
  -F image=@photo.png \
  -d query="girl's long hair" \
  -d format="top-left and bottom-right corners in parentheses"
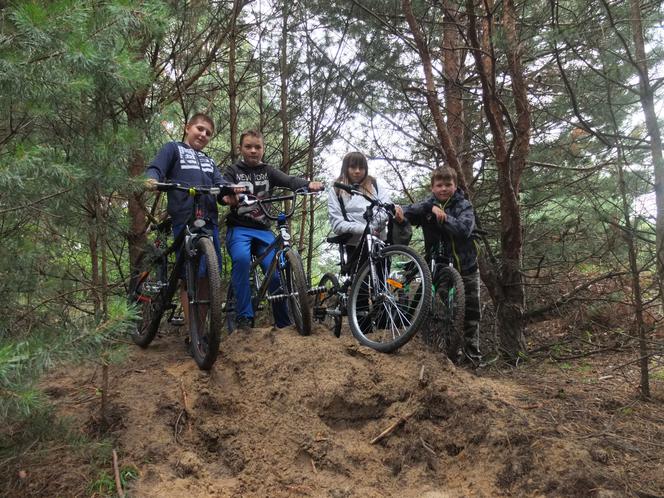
top-left (334, 151), bottom-right (377, 198)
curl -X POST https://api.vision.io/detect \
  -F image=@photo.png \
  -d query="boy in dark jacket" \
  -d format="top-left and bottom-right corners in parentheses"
top-left (220, 129), bottom-right (323, 331)
top-left (146, 113), bottom-right (238, 326)
top-left (401, 166), bottom-right (481, 365)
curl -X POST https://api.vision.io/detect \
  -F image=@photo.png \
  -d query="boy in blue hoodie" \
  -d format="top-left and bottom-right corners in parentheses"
top-left (401, 166), bottom-right (481, 365)
top-left (145, 113), bottom-right (238, 325)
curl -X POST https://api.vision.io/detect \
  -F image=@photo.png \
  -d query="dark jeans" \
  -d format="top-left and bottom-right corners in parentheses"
top-left (462, 270), bottom-right (481, 359)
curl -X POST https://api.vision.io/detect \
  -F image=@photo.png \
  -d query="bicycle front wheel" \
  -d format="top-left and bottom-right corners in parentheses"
top-left (425, 266), bottom-right (465, 360)
top-left (224, 284), bottom-right (237, 334)
top-left (188, 237), bottom-right (223, 370)
top-left (128, 250), bottom-right (167, 348)
top-left (348, 245), bottom-right (431, 353)
top-left (279, 248), bottom-right (312, 336)
top-left (313, 272), bottom-right (342, 338)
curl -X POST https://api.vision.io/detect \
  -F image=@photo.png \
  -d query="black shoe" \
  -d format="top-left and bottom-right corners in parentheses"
top-left (459, 350), bottom-right (484, 369)
top-left (236, 316), bottom-right (253, 332)
top-left (184, 337), bottom-right (194, 357)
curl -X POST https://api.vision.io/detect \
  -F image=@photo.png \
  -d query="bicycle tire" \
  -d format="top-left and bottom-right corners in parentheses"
top-left (426, 266), bottom-right (465, 360)
top-left (128, 249), bottom-right (167, 348)
top-left (224, 284), bottom-right (237, 334)
top-left (348, 245), bottom-right (432, 353)
top-left (313, 272), bottom-right (342, 338)
top-left (279, 248), bottom-right (312, 336)
top-left (188, 237), bottom-right (223, 370)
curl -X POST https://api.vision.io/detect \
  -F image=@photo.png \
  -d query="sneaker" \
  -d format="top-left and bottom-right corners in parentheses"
top-left (458, 350), bottom-right (484, 369)
top-left (236, 316), bottom-right (253, 332)
top-left (184, 337), bottom-right (194, 357)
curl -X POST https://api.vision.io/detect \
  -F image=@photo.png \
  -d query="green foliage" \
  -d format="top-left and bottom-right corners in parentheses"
top-left (88, 465), bottom-right (138, 496)
top-left (0, 297), bottom-right (134, 423)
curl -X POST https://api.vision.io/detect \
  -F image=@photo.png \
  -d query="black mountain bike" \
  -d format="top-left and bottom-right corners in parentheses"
top-left (421, 225), bottom-right (466, 360)
top-left (224, 187), bottom-right (317, 336)
top-left (128, 182), bottom-right (238, 370)
top-left (312, 182), bottom-right (432, 353)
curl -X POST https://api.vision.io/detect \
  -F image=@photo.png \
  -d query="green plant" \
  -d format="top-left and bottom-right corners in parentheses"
top-left (87, 465), bottom-right (138, 497)
top-left (88, 471), bottom-right (116, 496)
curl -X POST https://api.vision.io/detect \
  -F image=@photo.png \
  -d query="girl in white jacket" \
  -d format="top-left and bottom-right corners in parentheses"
top-left (327, 151), bottom-right (403, 268)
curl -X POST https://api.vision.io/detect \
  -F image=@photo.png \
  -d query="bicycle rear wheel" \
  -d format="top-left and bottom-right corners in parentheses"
top-left (425, 266), bottom-right (465, 360)
top-left (313, 272), bottom-right (342, 337)
top-left (279, 248), bottom-right (312, 336)
top-left (348, 245), bottom-right (431, 353)
top-left (128, 249), bottom-right (168, 348)
top-left (188, 237), bottom-right (223, 370)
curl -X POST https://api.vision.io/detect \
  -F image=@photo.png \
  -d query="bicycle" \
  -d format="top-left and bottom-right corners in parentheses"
top-left (128, 182), bottom-right (239, 370)
top-left (223, 187), bottom-right (318, 336)
top-left (312, 182), bottom-right (432, 353)
top-left (420, 224), bottom-right (466, 360)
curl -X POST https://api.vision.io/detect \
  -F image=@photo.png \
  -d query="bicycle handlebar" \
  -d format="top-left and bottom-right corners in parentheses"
top-left (237, 187), bottom-right (320, 221)
top-left (154, 182), bottom-right (243, 197)
top-left (333, 182), bottom-right (396, 217)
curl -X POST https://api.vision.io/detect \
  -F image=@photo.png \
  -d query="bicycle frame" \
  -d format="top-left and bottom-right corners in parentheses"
top-left (130, 181), bottom-right (241, 369)
top-left (315, 183), bottom-right (407, 323)
top-left (225, 187), bottom-right (318, 334)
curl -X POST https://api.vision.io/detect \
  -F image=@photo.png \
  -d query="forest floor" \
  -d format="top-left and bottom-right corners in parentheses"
top-left (3, 314), bottom-right (664, 497)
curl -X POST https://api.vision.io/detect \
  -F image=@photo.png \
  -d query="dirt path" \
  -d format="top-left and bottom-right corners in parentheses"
top-left (15, 323), bottom-right (664, 497)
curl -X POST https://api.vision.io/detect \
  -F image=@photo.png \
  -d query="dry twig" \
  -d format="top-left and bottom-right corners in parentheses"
top-left (370, 407), bottom-right (419, 444)
top-left (112, 449), bottom-right (125, 498)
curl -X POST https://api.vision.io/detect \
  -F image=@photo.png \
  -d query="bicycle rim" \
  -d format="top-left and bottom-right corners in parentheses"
top-left (313, 273), bottom-right (342, 337)
top-left (280, 249), bottom-right (312, 336)
top-left (429, 267), bottom-right (465, 360)
top-left (348, 245), bottom-right (431, 353)
top-left (128, 253), bottom-right (166, 348)
top-left (188, 237), bottom-right (223, 370)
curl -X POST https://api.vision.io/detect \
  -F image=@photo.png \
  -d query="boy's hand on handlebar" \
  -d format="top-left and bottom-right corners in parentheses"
top-left (222, 194), bottom-right (240, 206)
top-left (308, 181), bottom-right (324, 192)
top-left (394, 205), bottom-right (405, 223)
top-left (145, 178), bottom-right (158, 191)
top-left (431, 205), bottom-right (446, 223)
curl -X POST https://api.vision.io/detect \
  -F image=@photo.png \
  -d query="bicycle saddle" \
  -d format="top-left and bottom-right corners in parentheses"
top-left (327, 233), bottom-right (353, 245)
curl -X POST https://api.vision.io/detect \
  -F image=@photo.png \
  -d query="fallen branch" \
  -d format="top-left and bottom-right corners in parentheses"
top-left (174, 378), bottom-right (193, 440)
top-left (112, 449), bottom-right (125, 498)
top-left (370, 407), bottom-right (419, 445)
top-left (418, 365), bottom-right (427, 387)
top-left (179, 378), bottom-right (193, 424)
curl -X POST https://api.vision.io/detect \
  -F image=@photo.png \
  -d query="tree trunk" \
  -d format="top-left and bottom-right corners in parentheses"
top-left (229, 0), bottom-right (240, 161)
top-left (88, 197), bottom-right (101, 319)
top-left (466, 0), bottom-right (528, 359)
top-left (280, 2), bottom-right (290, 174)
top-left (126, 95), bottom-right (149, 277)
top-left (627, 0), bottom-right (664, 309)
top-left (402, 0), bottom-right (464, 189)
top-left (616, 158), bottom-right (650, 398)
top-left (442, 2), bottom-right (470, 186)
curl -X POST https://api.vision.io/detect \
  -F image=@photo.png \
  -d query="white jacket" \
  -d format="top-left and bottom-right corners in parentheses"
top-left (327, 181), bottom-right (392, 247)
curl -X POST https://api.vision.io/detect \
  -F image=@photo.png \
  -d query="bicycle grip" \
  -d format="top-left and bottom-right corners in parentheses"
top-left (155, 182), bottom-right (179, 192)
top-left (334, 182), bottom-right (353, 193)
top-left (217, 184), bottom-right (246, 196)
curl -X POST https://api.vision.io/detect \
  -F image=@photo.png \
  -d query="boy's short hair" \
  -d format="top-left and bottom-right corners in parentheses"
top-left (240, 129), bottom-right (263, 146)
top-left (431, 166), bottom-right (457, 186)
top-left (188, 113), bottom-right (215, 132)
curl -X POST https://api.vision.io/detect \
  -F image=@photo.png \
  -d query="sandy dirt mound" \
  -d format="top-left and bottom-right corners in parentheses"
top-left (10, 322), bottom-right (664, 497)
